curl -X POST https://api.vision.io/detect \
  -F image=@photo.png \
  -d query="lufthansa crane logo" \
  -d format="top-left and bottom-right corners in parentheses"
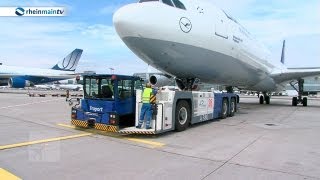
top-left (179, 17), bottom-right (192, 33)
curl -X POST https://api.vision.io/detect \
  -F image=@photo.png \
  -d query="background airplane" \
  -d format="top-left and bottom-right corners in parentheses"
top-left (0, 49), bottom-right (83, 88)
top-left (113, 0), bottom-right (320, 106)
top-left (35, 84), bottom-right (83, 91)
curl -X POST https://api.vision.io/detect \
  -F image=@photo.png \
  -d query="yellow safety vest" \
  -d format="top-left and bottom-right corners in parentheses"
top-left (142, 88), bottom-right (152, 103)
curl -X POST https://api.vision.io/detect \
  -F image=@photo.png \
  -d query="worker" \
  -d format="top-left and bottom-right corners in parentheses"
top-left (108, 80), bottom-right (114, 94)
top-left (136, 83), bottom-right (156, 129)
top-left (65, 90), bottom-right (70, 101)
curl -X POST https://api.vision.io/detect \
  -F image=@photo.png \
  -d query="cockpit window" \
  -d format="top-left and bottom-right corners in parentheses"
top-left (162, 0), bottom-right (174, 7)
top-left (139, 0), bottom-right (186, 10)
top-left (139, 0), bottom-right (158, 2)
top-left (172, 0), bottom-right (186, 10)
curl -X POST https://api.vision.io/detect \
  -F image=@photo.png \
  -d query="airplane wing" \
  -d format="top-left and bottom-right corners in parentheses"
top-left (271, 67), bottom-right (320, 83)
top-left (0, 74), bottom-right (14, 78)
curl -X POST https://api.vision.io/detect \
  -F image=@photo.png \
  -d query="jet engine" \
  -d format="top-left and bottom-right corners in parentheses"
top-left (0, 78), bottom-right (8, 86)
top-left (9, 77), bottom-right (32, 88)
top-left (149, 74), bottom-right (174, 87)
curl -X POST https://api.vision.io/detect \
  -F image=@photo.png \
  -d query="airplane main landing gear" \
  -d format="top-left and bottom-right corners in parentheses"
top-left (259, 92), bottom-right (270, 104)
top-left (226, 86), bottom-right (240, 103)
top-left (290, 79), bottom-right (307, 106)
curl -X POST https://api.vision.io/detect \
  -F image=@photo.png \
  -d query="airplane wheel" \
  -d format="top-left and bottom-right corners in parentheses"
top-left (265, 96), bottom-right (270, 104)
top-left (221, 98), bottom-right (228, 119)
top-left (259, 96), bottom-right (264, 104)
top-left (292, 97), bottom-right (298, 106)
top-left (175, 100), bottom-right (190, 132)
top-left (229, 98), bottom-right (236, 117)
top-left (303, 97), bottom-right (308, 107)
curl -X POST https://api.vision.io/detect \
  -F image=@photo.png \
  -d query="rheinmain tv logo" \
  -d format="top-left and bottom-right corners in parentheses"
top-left (15, 7), bottom-right (66, 16)
top-left (15, 7), bottom-right (24, 16)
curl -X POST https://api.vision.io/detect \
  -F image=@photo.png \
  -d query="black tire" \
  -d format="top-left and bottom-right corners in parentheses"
top-left (259, 96), bottom-right (264, 104)
top-left (221, 98), bottom-right (228, 119)
top-left (265, 96), bottom-right (270, 104)
top-left (292, 97), bottom-right (298, 106)
top-left (303, 97), bottom-right (308, 107)
top-left (229, 98), bottom-right (236, 117)
top-left (175, 100), bottom-right (191, 132)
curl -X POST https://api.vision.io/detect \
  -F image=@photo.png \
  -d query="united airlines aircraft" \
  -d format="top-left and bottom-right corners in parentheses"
top-left (0, 49), bottom-right (83, 88)
top-left (113, 0), bottom-right (320, 106)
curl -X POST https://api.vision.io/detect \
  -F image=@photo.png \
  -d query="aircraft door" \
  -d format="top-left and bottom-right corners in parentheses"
top-left (215, 14), bottom-right (228, 39)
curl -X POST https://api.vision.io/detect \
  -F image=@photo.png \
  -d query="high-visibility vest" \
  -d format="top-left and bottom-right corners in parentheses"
top-left (142, 88), bottom-right (152, 103)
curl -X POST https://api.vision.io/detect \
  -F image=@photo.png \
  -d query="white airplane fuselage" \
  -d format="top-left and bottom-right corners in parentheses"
top-left (113, 0), bottom-right (288, 92)
top-left (0, 65), bottom-right (76, 79)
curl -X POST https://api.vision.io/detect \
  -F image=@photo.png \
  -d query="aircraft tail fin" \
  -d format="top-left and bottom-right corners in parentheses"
top-left (52, 49), bottom-right (83, 71)
top-left (280, 40), bottom-right (285, 64)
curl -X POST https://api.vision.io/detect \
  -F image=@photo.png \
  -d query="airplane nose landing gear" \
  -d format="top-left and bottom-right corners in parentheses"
top-left (176, 78), bottom-right (200, 91)
top-left (290, 79), bottom-right (307, 106)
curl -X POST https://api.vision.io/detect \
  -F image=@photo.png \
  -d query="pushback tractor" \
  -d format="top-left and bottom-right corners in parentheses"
top-left (70, 74), bottom-right (238, 134)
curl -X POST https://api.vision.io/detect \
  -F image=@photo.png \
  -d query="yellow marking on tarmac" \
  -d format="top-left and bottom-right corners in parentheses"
top-left (125, 138), bottom-right (165, 147)
top-left (0, 99), bottom-right (60, 110)
top-left (0, 133), bottom-right (92, 151)
top-left (57, 123), bottom-right (165, 147)
top-left (0, 168), bottom-right (21, 180)
top-left (57, 123), bottom-right (75, 129)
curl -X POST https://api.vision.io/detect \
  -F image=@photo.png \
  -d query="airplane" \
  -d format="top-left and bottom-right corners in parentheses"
top-left (55, 84), bottom-right (83, 91)
top-left (113, 0), bottom-right (320, 106)
top-left (34, 84), bottom-right (55, 90)
top-left (35, 83), bottom-right (82, 91)
top-left (0, 49), bottom-right (83, 88)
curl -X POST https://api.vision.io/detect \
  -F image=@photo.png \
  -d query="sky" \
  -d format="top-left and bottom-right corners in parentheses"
top-left (0, 0), bottom-right (319, 75)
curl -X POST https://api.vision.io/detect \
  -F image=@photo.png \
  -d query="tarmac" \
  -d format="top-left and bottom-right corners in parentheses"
top-left (0, 91), bottom-right (320, 180)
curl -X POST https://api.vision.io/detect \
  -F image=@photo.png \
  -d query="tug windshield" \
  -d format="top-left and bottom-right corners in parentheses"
top-left (84, 77), bottom-right (115, 100)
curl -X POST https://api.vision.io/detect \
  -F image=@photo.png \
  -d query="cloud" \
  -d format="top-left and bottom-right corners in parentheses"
top-left (99, 4), bottom-right (122, 15)
top-left (81, 24), bottom-right (125, 47)
top-left (0, 0), bottom-right (146, 74)
top-left (0, 18), bottom-right (136, 70)
top-left (99, 0), bottom-right (135, 15)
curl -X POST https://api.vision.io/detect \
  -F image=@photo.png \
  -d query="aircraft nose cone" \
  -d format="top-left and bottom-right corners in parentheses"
top-left (113, 4), bottom-right (139, 38)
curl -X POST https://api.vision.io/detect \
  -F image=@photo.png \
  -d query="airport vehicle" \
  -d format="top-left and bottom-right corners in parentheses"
top-left (71, 74), bottom-right (144, 131)
top-left (0, 49), bottom-right (83, 88)
top-left (113, 0), bottom-right (320, 106)
top-left (70, 74), bottom-right (237, 134)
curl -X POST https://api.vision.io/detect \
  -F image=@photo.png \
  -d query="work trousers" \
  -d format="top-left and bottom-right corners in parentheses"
top-left (138, 103), bottom-right (152, 128)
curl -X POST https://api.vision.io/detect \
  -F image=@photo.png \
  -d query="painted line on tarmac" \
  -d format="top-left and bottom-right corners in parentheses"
top-left (57, 123), bottom-right (165, 147)
top-left (0, 168), bottom-right (21, 180)
top-left (0, 133), bottom-right (92, 151)
top-left (57, 123), bottom-right (75, 129)
top-left (0, 99), bottom-right (60, 109)
top-left (125, 138), bottom-right (165, 147)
